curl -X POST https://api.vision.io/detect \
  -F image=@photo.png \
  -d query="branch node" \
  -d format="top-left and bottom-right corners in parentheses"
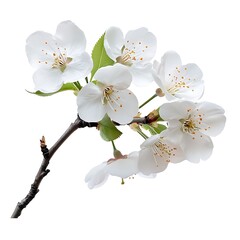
top-left (42, 149), bottom-right (49, 159)
top-left (78, 116), bottom-right (98, 128)
top-left (29, 184), bottom-right (39, 196)
top-left (39, 169), bottom-right (50, 179)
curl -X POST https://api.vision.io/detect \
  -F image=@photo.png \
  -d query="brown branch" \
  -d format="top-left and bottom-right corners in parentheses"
top-left (11, 114), bottom-right (155, 218)
top-left (11, 116), bottom-right (98, 218)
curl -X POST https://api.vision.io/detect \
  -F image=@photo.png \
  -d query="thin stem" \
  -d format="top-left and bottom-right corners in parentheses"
top-left (73, 83), bottom-right (79, 90)
top-left (139, 94), bottom-right (157, 109)
top-left (85, 77), bottom-right (88, 84)
top-left (111, 141), bottom-right (117, 151)
top-left (146, 124), bottom-right (158, 135)
top-left (137, 130), bottom-right (149, 139)
top-left (73, 81), bottom-right (81, 91)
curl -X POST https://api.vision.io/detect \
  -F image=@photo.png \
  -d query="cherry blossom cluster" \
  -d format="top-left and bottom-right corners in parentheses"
top-left (26, 21), bottom-right (226, 189)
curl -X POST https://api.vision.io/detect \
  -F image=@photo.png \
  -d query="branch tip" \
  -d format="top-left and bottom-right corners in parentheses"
top-left (40, 136), bottom-right (46, 147)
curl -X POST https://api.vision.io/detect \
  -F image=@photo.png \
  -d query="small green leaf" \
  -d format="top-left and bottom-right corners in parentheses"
top-left (142, 123), bottom-right (167, 135)
top-left (91, 33), bottom-right (114, 80)
top-left (26, 82), bottom-right (81, 97)
top-left (99, 115), bottom-right (122, 141)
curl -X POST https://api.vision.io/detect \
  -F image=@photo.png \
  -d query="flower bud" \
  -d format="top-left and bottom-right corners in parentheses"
top-left (113, 149), bottom-right (125, 159)
top-left (155, 88), bottom-right (165, 97)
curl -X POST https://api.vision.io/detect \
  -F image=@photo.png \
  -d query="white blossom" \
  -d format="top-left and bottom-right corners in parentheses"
top-left (153, 51), bottom-right (204, 100)
top-left (139, 133), bottom-right (185, 175)
top-left (85, 152), bottom-right (139, 189)
top-left (77, 65), bottom-right (138, 124)
top-left (159, 101), bottom-right (226, 162)
top-left (26, 20), bottom-right (93, 93)
top-left (104, 27), bottom-right (157, 86)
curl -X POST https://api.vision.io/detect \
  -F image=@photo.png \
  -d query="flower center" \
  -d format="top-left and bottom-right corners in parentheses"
top-left (167, 81), bottom-right (188, 94)
top-left (102, 86), bottom-right (114, 104)
top-left (152, 139), bottom-right (177, 165)
top-left (52, 53), bottom-right (72, 72)
top-left (101, 85), bottom-right (122, 112)
top-left (180, 116), bottom-right (199, 134)
top-left (116, 46), bottom-right (135, 66)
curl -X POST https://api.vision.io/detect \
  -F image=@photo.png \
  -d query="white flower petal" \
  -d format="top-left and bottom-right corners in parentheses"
top-left (124, 28), bottom-right (157, 64)
top-left (104, 27), bottom-right (124, 61)
top-left (129, 64), bottom-right (154, 86)
top-left (94, 65), bottom-right (132, 89)
top-left (106, 89), bottom-right (138, 124)
top-left (107, 151), bottom-right (139, 178)
top-left (153, 60), bottom-right (161, 75)
top-left (33, 68), bottom-right (63, 93)
top-left (153, 60), bottom-right (165, 89)
top-left (195, 102), bottom-right (226, 136)
top-left (26, 31), bottom-right (57, 69)
top-left (85, 162), bottom-right (109, 189)
top-left (62, 52), bottom-right (93, 83)
top-left (181, 63), bottom-right (203, 82)
top-left (160, 128), bottom-right (183, 145)
top-left (201, 115), bottom-right (226, 137)
top-left (139, 148), bottom-right (168, 175)
top-left (196, 102), bottom-right (225, 116)
top-left (77, 82), bottom-right (106, 122)
top-left (181, 132), bottom-right (213, 163)
top-left (125, 27), bottom-right (148, 41)
top-left (140, 134), bottom-right (161, 148)
top-left (159, 51), bottom-right (182, 81)
top-left (55, 20), bottom-right (86, 57)
top-left (160, 101), bottom-right (196, 120)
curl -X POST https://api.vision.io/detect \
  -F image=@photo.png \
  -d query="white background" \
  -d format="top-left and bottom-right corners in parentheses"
top-left (1, 0), bottom-right (239, 239)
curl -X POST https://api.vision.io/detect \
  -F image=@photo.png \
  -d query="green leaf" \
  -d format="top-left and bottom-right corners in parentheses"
top-left (91, 33), bottom-right (114, 80)
top-left (142, 123), bottom-right (167, 135)
top-left (99, 115), bottom-right (122, 141)
top-left (26, 82), bottom-right (80, 97)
